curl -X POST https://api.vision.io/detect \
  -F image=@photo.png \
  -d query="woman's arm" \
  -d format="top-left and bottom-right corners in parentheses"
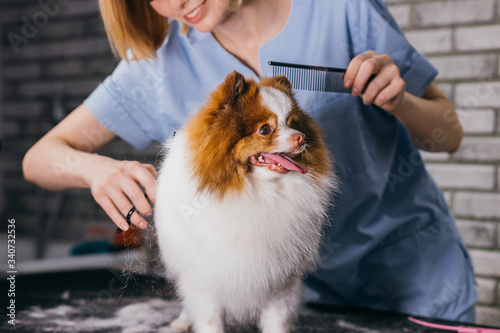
top-left (393, 83), bottom-right (463, 153)
top-left (22, 104), bottom-right (157, 231)
top-left (344, 51), bottom-right (463, 153)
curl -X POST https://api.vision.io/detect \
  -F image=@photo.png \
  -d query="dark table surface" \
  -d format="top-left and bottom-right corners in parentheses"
top-left (1, 269), bottom-right (497, 333)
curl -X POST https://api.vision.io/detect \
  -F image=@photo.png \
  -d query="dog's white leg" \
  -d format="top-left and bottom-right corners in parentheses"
top-left (178, 285), bottom-right (224, 333)
top-left (259, 278), bottom-right (302, 333)
top-left (170, 309), bottom-right (193, 332)
top-left (187, 298), bottom-right (224, 333)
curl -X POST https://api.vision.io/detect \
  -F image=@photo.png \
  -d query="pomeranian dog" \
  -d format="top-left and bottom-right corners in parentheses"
top-left (155, 71), bottom-right (336, 333)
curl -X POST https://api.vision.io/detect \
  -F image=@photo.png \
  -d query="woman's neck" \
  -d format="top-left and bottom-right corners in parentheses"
top-left (212, 0), bottom-right (292, 76)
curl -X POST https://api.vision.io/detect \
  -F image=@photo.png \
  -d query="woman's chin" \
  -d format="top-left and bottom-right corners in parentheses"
top-left (189, 6), bottom-right (234, 33)
top-left (190, 18), bottom-right (222, 33)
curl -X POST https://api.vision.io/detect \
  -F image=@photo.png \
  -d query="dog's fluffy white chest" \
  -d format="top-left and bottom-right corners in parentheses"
top-left (156, 133), bottom-right (330, 313)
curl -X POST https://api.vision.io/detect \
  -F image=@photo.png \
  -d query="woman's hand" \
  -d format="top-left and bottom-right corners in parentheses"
top-left (23, 104), bottom-right (158, 231)
top-left (86, 156), bottom-right (157, 231)
top-left (342, 50), bottom-right (463, 153)
top-left (344, 50), bottom-right (406, 114)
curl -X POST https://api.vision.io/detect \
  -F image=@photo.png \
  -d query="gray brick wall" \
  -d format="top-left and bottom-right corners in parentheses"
top-left (1, 4), bottom-right (4, 220)
top-left (0, 0), bottom-right (159, 239)
top-left (386, 0), bottom-right (500, 325)
top-left (0, 0), bottom-right (499, 325)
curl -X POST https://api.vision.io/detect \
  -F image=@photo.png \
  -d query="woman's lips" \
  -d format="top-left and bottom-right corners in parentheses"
top-left (184, 1), bottom-right (206, 24)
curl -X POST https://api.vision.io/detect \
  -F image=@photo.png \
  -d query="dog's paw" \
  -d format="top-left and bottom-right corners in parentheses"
top-left (170, 314), bottom-right (192, 332)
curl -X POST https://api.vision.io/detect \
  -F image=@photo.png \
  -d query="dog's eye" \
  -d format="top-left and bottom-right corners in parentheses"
top-left (258, 124), bottom-right (272, 136)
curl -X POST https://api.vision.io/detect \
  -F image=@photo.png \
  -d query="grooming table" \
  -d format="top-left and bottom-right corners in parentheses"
top-left (1, 269), bottom-right (497, 333)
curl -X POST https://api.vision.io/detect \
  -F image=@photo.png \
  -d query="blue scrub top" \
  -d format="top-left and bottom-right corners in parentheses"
top-left (85, 0), bottom-right (476, 322)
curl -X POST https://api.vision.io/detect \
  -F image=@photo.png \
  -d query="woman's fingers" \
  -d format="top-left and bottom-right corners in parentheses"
top-left (89, 158), bottom-right (158, 231)
top-left (122, 184), bottom-right (152, 227)
top-left (374, 77), bottom-right (406, 112)
top-left (112, 180), bottom-right (150, 228)
top-left (361, 65), bottom-right (399, 105)
top-left (92, 190), bottom-right (131, 231)
top-left (354, 54), bottom-right (392, 95)
top-left (345, 51), bottom-right (406, 113)
top-left (344, 50), bottom-right (378, 92)
top-left (136, 163), bottom-right (158, 204)
top-left (119, 166), bottom-right (153, 213)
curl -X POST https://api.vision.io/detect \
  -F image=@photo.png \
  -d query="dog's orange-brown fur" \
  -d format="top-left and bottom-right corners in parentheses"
top-left (186, 71), bottom-right (332, 200)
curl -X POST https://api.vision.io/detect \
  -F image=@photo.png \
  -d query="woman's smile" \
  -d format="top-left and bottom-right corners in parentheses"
top-left (184, 0), bottom-right (207, 24)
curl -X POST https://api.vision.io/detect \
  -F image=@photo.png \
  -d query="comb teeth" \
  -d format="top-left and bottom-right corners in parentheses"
top-left (270, 60), bottom-right (383, 95)
top-left (269, 61), bottom-right (351, 93)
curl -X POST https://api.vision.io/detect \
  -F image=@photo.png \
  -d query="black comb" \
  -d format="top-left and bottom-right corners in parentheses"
top-left (268, 61), bottom-right (374, 94)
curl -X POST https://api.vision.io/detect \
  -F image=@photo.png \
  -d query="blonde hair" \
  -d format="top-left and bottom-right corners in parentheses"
top-left (99, 0), bottom-right (245, 61)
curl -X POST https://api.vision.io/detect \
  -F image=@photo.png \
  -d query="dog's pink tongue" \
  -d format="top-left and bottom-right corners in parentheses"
top-left (260, 153), bottom-right (308, 174)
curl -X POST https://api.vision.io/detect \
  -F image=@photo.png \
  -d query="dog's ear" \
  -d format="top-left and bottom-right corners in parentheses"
top-left (261, 75), bottom-right (292, 94)
top-left (222, 70), bottom-right (247, 106)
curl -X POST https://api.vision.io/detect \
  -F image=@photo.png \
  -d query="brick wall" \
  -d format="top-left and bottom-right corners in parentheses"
top-left (0, 0), bottom-right (158, 239)
top-left (0, 6), bottom-right (4, 219)
top-left (386, 0), bottom-right (500, 325)
top-left (0, 0), bottom-right (499, 325)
